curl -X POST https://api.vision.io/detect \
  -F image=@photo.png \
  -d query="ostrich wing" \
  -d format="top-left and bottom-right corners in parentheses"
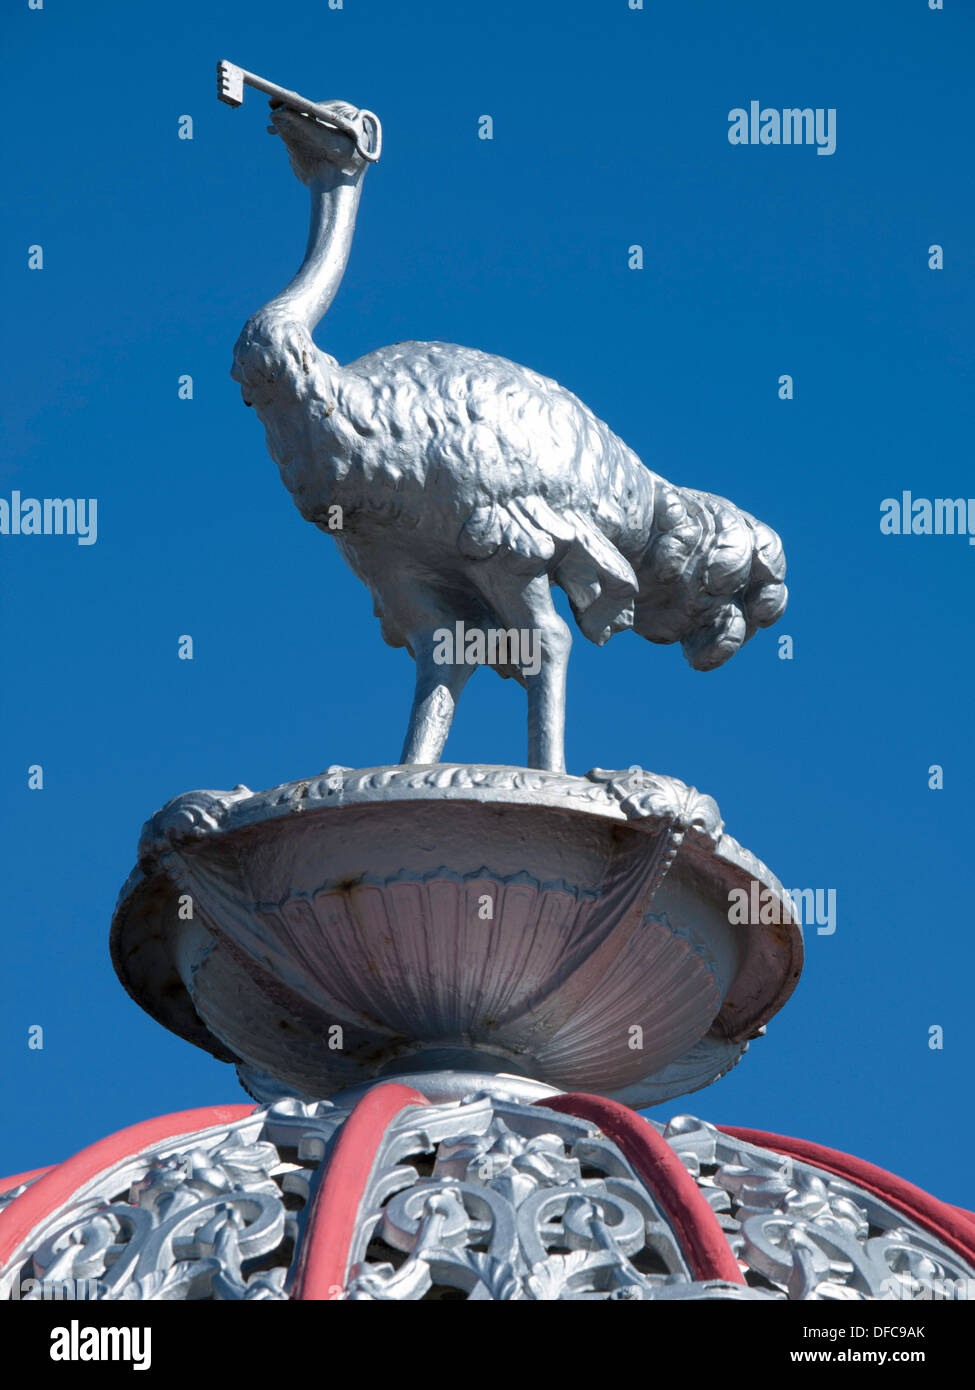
top-left (333, 341), bottom-right (649, 643)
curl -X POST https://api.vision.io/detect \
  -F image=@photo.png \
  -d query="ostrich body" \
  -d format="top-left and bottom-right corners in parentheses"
top-left (233, 101), bottom-right (787, 772)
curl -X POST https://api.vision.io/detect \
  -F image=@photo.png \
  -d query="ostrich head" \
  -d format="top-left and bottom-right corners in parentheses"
top-left (268, 99), bottom-right (382, 182)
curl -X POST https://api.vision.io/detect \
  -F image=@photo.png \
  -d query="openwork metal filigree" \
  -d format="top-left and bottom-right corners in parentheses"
top-left (0, 1101), bottom-right (344, 1303)
top-left (341, 1094), bottom-right (741, 1301)
top-left (3, 1093), bottom-right (968, 1301)
top-left (658, 1116), bottom-right (974, 1301)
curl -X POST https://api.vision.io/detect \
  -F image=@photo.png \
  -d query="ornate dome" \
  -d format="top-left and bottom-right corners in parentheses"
top-left (3, 1077), bottom-right (972, 1301)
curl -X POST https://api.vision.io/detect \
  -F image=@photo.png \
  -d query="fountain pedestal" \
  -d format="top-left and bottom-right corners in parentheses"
top-left (110, 763), bottom-right (802, 1108)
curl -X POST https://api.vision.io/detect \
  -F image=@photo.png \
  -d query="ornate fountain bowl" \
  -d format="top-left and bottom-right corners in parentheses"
top-left (110, 764), bottom-right (802, 1107)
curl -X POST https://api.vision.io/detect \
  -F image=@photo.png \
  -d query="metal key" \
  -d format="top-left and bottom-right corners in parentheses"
top-left (216, 60), bottom-right (381, 162)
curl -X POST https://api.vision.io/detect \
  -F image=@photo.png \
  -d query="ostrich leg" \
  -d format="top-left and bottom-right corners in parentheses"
top-left (400, 629), bottom-right (474, 764)
top-left (473, 568), bottom-right (571, 773)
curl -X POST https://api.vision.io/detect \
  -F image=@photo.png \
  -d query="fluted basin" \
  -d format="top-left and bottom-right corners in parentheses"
top-left (110, 764), bottom-right (802, 1106)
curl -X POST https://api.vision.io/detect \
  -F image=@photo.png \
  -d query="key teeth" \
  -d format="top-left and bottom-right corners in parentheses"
top-left (217, 60), bottom-right (244, 107)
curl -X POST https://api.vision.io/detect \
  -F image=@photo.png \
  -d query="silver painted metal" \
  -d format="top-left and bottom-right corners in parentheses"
top-left (217, 61), bottom-right (382, 162)
top-left (224, 83), bottom-right (787, 774)
top-left (0, 1183), bottom-right (34, 1216)
top-left (111, 764), bottom-right (802, 1107)
top-left (324, 1070), bottom-right (562, 1111)
top-left (659, 1115), bottom-right (975, 1301)
top-left (4, 1094), bottom-right (967, 1301)
top-left (0, 1107), bottom-right (318, 1302)
top-left (342, 1093), bottom-right (715, 1301)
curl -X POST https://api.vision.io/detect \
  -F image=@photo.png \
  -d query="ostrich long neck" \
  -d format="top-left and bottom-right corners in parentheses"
top-left (261, 166), bottom-right (366, 333)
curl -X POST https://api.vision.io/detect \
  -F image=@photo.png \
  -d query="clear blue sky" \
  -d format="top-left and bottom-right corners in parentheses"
top-left (2, 0), bottom-right (973, 1205)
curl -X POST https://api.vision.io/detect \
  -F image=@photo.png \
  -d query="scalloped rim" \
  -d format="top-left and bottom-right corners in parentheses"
top-left (110, 764), bottom-right (804, 1103)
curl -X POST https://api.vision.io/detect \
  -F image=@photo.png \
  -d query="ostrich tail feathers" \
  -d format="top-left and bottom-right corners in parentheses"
top-left (631, 487), bottom-right (787, 669)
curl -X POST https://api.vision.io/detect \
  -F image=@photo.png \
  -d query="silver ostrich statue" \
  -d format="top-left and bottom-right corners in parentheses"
top-left (229, 90), bottom-right (787, 773)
